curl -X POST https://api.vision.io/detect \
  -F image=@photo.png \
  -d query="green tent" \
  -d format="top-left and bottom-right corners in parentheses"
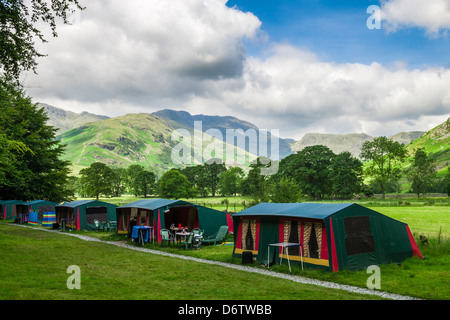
top-left (116, 199), bottom-right (228, 241)
top-left (1, 200), bottom-right (23, 220)
top-left (233, 203), bottom-right (423, 272)
top-left (16, 200), bottom-right (58, 224)
top-left (56, 200), bottom-right (117, 231)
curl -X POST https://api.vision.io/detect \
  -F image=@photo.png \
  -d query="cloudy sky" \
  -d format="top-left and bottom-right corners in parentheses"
top-left (24, 0), bottom-right (450, 140)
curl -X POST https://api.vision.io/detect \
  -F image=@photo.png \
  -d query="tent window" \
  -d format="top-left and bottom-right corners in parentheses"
top-left (288, 221), bottom-right (300, 256)
top-left (241, 219), bottom-right (256, 251)
top-left (86, 206), bottom-right (108, 224)
top-left (118, 209), bottom-right (129, 232)
top-left (139, 211), bottom-right (147, 225)
top-left (309, 228), bottom-right (319, 258)
top-left (344, 216), bottom-right (375, 256)
top-left (245, 222), bottom-right (253, 250)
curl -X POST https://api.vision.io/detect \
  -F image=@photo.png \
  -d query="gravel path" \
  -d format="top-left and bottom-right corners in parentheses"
top-left (11, 224), bottom-right (420, 300)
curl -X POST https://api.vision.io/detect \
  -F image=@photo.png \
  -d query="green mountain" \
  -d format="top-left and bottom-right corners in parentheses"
top-left (153, 109), bottom-right (294, 159)
top-left (58, 113), bottom-right (256, 176)
top-left (406, 117), bottom-right (450, 174)
top-left (58, 113), bottom-right (176, 176)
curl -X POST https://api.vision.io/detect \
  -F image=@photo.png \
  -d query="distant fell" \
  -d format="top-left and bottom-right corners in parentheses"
top-left (58, 113), bottom-right (176, 176)
top-left (406, 117), bottom-right (450, 173)
top-left (291, 133), bottom-right (373, 157)
top-left (388, 131), bottom-right (425, 145)
top-left (153, 109), bottom-right (294, 159)
top-left (291, 131), bottom-right (425, 158)
top-left (40, 103), bottom-right (109, 133)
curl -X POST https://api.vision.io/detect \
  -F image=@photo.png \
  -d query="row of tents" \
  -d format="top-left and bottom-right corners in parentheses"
top-left (0, 199), bottom-right (233, 240)
top-left (0, 198), bottom-right (423, 272)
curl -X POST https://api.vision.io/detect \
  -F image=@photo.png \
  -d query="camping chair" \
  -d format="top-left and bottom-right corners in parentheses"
top-left (107, 221), bottom-right (117, 233)
top-left (202, 225), bottom-right (229, 246)
top-left (94, 219), bottom-right (100, 231)
top-left (179, 232), bottom-right (194, 251)
top-left (160, 228), bottom-right (173, 247)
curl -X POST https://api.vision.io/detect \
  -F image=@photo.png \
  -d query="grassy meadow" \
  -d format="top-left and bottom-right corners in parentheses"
top-left (0, 223), bottom-right (383, 300)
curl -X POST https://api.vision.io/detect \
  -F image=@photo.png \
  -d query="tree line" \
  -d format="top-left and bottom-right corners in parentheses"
top-left (72, 140), bottom-right (450, 201)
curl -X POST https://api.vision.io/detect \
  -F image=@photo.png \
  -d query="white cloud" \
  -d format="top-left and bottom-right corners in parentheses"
top-left (381, 0), bottom-right (450, 37)
top-left (204, 43), bottom-right (450, 137)
top-left (26, 0), bottom-right (261, 106)
top-left (24, 0), bottom-right (450, 140)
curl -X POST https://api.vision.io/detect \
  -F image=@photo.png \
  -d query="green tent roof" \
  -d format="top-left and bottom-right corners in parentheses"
top-left (24, 200), bottom-right (53, 205)
top-left (57, 200), bottom-right (117, 208)
top-left (117, 199), bottom-right (194, 211)
top-left (233, 202), bottom-right (355, 220)
top-left (1, 200), bottom-right (24, 205)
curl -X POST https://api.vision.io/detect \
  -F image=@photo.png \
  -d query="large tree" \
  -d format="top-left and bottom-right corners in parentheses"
top-left (330, 151), bottom-right (363, 199)
top-left (126, 164), bottom-right (144, 196)
top-left (407, 148), bottom-right (437, 198)
top-left (180, 165), bottom-right (208, 197)
top-left (110, 167), bottom-right (126, 197)
top-left (79, 162), bottom-right (114, 200)
top-left (360, 136), bottom-right (406, 199)
top-left (203, 159), bottom-right (226, 197)
top-left (219, 166), bottom-right (244, 196)
top-left (0, 80), bottom-right (73, 201)
top-left (243, 157), bottom-right (272, 202)
top-left (1, 0), bottom-right (84, 80)
top-left (288, 145), bottom-right (336, 199)
top-left (158, 169), bottom-right (193, 199)
top-left (268, 177), bottom-right (300, 203)
top-left (136, 170), bottom-right (156, 198)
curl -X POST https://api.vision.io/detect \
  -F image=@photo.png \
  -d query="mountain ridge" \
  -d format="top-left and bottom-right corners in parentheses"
top-left (41, 103), bottom-right (447, 176)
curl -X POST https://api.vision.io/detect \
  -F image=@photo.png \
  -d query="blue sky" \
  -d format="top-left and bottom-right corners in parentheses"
top-left (226, 0), bottom-right (449, 69)
top-left (26, 0), bottom-right (450, 139)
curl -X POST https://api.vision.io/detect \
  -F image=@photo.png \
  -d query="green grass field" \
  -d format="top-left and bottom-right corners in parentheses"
top-left (0, 224), bottom-right (384, 301)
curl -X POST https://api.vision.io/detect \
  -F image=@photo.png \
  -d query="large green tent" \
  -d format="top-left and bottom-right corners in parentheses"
top-left (56, 200), bottom-right (117, 231)
top-left (116, 199), bottom-right (229, 241)
top-left (16, 200), bottom-right (58, 224)
top-left (233, 203), bottom-right (423, 272)
top-left (1, 200), bottom-right (23, 220)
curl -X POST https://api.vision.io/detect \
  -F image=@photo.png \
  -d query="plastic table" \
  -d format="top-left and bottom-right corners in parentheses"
top-left (268, 242), bottom-right (303, 273)
top-left (132, 226), bottom-right (153, 245)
